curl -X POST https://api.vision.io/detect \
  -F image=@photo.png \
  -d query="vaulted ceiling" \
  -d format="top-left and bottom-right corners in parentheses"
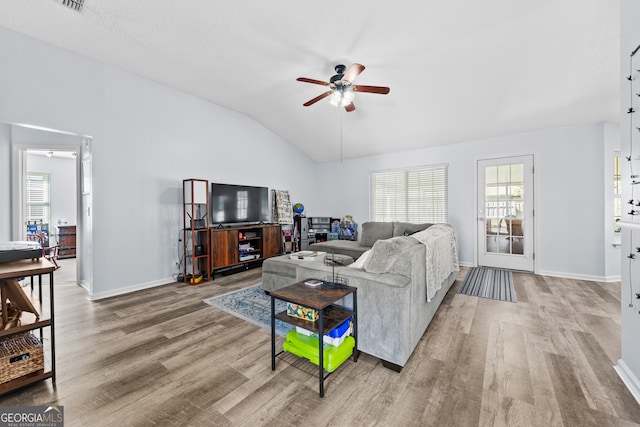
top-left (0, 1), bottom-right (620, 162)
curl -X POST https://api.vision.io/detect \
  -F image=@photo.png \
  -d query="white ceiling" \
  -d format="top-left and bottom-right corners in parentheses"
top-left (0, 1), bottom-right (620, 162)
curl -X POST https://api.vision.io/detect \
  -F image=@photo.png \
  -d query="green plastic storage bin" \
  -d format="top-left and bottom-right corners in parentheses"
top-left (283, 330), bottom-right (355, 372)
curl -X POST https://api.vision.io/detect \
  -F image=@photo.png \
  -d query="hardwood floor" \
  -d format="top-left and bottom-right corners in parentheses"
top-left (1, 264), bottom-right (639, 426)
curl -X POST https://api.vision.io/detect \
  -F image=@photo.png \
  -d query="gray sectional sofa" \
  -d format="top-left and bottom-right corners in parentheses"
top-left (262, 221), bottom-right (459, 371)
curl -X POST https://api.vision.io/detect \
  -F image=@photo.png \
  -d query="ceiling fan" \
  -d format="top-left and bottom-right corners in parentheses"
top-left (297, 63), bottom-right (390, 112)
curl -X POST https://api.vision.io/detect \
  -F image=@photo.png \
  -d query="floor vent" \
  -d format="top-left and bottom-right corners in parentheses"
top-left (60, 0), bottom-right (84, 12)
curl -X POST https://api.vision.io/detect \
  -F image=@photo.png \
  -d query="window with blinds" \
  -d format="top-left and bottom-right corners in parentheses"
top-left (370, 164), bottom-right (448, 223)
top-left (26, 173), bottom-right (51, 224)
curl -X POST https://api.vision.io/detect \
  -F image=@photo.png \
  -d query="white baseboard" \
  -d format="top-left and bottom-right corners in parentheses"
top-left (614, 359), bottom-right (640, 405)
top-left (88, 277), bottom-right (175, 301)
top-left (535, 269), bottom-right (620, 283)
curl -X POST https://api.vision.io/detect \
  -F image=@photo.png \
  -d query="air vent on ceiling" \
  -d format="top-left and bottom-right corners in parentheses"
top-left (60, 0), bottom-right (84, 12)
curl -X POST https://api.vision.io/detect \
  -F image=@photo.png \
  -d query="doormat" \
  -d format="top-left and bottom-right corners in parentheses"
top-left (458, 266), bottom-right (516, 303)
top-left (203, 284), bottom-right (294, 337)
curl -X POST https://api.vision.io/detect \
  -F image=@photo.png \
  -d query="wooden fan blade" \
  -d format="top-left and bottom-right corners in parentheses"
top-left (342, 63), bottom-right (365, 83)
top-left (303, 90), bottom-right (333, 107)
top-left (297, 77), bottom-right (330, 86)
top-left (345, 102), bottom-right (356, 112)
top-left (353, 85), bottom-right (390, 94)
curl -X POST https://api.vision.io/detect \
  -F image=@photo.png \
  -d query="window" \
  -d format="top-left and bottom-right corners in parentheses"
top-left (26, 173), bottom-right (51, 224)
top-left (370, 164), bottom-right (448, 223)
top-left (614, 155), bottom-right (621, 233)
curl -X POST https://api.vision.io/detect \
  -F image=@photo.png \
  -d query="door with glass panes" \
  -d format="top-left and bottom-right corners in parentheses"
top-left (477, 155), bottom-right (534, 271)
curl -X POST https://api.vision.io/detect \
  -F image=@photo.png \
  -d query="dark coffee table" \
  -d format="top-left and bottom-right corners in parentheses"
top-left (270, 279), bottom-right (357, 397)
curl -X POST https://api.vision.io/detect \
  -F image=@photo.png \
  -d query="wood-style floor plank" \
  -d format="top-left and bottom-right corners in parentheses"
top-left (1, 261), bottom-right (639, 426)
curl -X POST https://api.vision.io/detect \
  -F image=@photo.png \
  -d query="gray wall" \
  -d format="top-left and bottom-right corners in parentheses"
top-left (0, 25), bottom-right (622, 292)
top-left (318, 122), bottom-right (620, 281)
top-left (0, 26), bottom-right (319, 299)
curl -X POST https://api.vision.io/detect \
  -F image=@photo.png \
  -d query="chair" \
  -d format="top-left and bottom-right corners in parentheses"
top-left (506, 219), bottom-right (523, 239)
top-left (485, 218), bottom-right (508, 236)
top-left (26, 233), bottom-right (60, 270)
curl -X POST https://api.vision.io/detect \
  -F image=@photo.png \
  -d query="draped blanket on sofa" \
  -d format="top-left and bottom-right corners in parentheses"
top-left (411, 224), bottom-right (459, 301)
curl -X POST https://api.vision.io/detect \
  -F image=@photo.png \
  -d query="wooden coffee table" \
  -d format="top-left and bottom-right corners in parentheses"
top-left (270, 279), bottom-right (357, 397)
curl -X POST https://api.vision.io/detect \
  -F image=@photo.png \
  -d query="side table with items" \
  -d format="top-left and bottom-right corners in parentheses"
top-left (269, 279), bottom-right (357, 398)
top-left (0, 258), bottom-right (56, 396)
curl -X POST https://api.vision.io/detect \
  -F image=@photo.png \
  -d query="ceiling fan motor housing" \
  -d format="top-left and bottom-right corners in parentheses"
top-left (330, 64), bottom-right (347, 83)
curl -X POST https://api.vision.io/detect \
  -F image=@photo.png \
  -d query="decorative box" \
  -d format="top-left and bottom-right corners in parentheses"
top-left (0, 334), bottom-right (44, 384)
top-left (286, 302), bottom-right (319, 321)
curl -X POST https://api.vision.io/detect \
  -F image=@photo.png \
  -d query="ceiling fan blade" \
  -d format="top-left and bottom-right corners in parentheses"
top-left (303, 90), bottom-right (333, 107)
top-left (345, 102), bottom-right (356, 112)
top-left (342, 63), bottom-right (365, 83)
top-left (297, 77), bottom-right (330, 86)
top-left (353, 85), bottom-right (390, 94)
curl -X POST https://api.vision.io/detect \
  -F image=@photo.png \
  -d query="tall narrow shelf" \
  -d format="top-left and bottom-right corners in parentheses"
top-left (183, 179), bottom-right (210, 284)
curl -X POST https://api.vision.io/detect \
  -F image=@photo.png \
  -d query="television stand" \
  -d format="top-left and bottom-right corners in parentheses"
top-left (210, 224), bottom-right (282, 274)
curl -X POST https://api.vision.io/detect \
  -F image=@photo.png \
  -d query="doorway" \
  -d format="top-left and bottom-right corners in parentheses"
top-left (8, 123), bottom-right (93, 294)
top-left (477, 155), bottom-right (534, 272)
top-left (25, 149), bottom-right (78, 281)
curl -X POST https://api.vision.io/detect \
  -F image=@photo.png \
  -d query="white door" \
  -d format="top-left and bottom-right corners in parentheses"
top-left (477, 155), bottom-right (534, 271)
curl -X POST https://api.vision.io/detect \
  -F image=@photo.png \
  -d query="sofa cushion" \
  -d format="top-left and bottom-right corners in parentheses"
top-left (347, 249), bottom-right (371, 270)
top-left (393, 222), bottom-right (433, 237)
top-left (363, 236), bottom-right (418, 274)
top-left (360, 222), bottom-right (394, 247)
top-left (308, 240), bottom-right (369, 260)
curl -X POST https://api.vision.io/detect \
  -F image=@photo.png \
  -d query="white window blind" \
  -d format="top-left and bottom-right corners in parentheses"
top-left (26, 173), bottom-right (51, 224)
top-left (370, 165), bottom-right (448, 223)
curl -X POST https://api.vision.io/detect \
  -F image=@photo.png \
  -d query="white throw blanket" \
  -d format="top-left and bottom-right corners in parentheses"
top-left (411, 224), bottom-right (459, 301)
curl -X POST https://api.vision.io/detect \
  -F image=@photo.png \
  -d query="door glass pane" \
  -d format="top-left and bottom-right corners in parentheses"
top-left (484, 162), bottom-right (525, 256)
top-left (486, 166), bottom-right (498, 184)
top-left (498, 165), bottom-right (511, 184)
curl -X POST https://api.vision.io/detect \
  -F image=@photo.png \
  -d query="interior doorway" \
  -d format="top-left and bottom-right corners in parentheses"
top-left (25, 149), bottom-right (78, 282)
top-left (477, 155), bottom-right (535, 272)
top-left (7, 122), bottom-right (93, 294)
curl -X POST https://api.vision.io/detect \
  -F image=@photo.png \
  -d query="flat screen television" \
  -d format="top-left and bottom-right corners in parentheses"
top-left (210, 183), bottom-right (270, 225)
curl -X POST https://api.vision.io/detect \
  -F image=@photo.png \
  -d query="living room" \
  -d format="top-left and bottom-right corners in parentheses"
top-left (0, 1), bottom-right (639, 425)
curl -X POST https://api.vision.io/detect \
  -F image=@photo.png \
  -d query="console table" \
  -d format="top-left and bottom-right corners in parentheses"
top-left (270, 279), bottom-right (357, 397)
top-left (0, 258), bottom-right (56, 395)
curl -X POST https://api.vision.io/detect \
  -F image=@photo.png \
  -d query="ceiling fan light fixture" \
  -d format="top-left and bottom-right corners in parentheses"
top-left (297, 63), bottom-right (388, 111)
top-left (329, 87), bottom-right (355, 108)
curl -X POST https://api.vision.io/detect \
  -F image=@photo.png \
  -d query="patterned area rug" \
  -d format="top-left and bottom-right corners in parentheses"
top-left (458, 266), bottom-right (516, 303)
top-left (203, 284), bottom-right (295, 337)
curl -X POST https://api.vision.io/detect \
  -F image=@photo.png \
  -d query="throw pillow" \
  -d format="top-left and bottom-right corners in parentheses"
top-left (347, 250), bottom-right (371, 270)
top-left (363, 236), bottom-right (416, 274)
top-left (360, 222), bottom-right (394, 247)
top-left (393, 222), bottom-right (433, 237)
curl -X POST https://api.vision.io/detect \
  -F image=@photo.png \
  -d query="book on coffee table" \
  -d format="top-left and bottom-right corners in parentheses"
top-left (304, 279), bottom-right (323, 287)
top-left (290, 251), bottom-right (326, 261)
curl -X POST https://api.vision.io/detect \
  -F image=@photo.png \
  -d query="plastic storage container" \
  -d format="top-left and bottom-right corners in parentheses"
top-left (283, 330), bottom-right (355, 372)
top-left (295, 317), bottom-right (352, 346)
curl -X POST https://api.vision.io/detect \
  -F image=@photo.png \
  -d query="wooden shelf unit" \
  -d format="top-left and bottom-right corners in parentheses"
top-left (210, 224), bottom-right (281, 272)
top-left (0, 258), bottom-right (56, 396)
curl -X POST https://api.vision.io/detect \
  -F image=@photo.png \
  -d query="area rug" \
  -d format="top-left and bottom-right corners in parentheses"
top-left (458, 266), bottom-right (516, 303)
top-left (203, 284), bottom-right (295, 337)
